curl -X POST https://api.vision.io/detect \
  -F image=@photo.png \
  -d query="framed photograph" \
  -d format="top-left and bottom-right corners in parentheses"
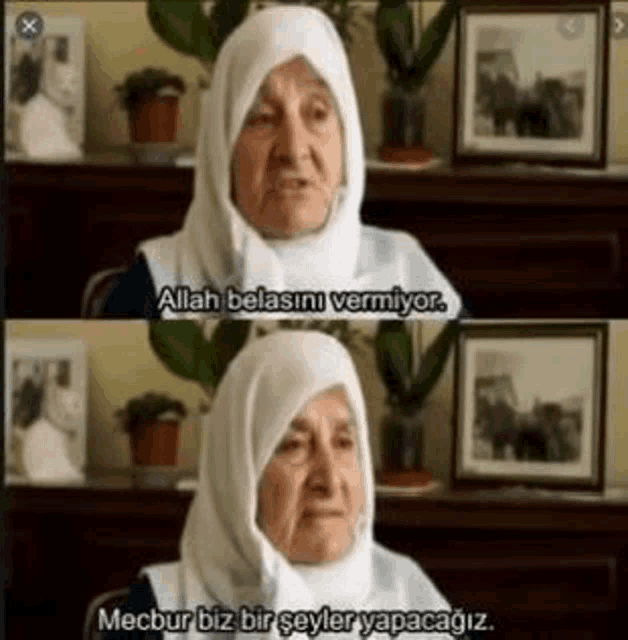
top-left (453, 0), bottom-right (610, 168)
top-left (5, 339), bottom-right (88, 484)
top-left (4, 13), bottom-right (86, 159)
top-left (452, 323), bottom-right (608, 492)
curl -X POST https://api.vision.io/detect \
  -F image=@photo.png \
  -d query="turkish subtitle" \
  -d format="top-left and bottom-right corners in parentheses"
top-left (98, 605), bottom-right (494, 636)
top-left (156, 286), bottom-right (449, 316)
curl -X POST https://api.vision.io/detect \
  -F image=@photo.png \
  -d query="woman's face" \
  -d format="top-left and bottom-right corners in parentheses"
top-left (257, 388), bottom-right (365, 564)
top-left (231, 56), bottom-right (344, 239)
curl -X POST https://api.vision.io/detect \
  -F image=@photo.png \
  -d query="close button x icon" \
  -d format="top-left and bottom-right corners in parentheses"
top-left (15, 11), bottom-right (44, 40)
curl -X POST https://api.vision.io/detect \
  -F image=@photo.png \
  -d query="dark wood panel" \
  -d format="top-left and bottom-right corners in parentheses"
top-left (364, 172), bottom-right (628, 207)
top-left (6, 482), bottom-right (628, 640)
top-left (79, 196), bottom-right (189, 273)
top-left (428, 557), bottom-right (616, 613)
top-left (6, 159), bottom-right (628, 318)
top-left (427, 233), bottom-right (621, 279)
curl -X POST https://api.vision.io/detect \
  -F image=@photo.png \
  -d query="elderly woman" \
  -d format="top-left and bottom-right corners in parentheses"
top-left (101, 6), bottom-right (465, 319)
top-left (98, 331), bottom-right (481, 639)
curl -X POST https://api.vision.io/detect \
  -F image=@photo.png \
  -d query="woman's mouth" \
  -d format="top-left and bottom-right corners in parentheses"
top-left (303, 509), bottom-right (344, 519)
top-left (274, 176), bottom-right (315, 193)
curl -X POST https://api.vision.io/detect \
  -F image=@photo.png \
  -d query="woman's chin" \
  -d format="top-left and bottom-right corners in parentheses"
top-left (288, 532), bottom-right (352, 564)
top-left (256, 203), bottom-right (329, 238)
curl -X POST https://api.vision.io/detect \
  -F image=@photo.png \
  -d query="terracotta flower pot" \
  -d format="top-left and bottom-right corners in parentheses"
top-left (379, 88), bottom-right (432, 162)
top-left (130, 420), bottom-right (180, 466)
top-left (380, 408), bottom-right (424, 473)
top-left (129, 96), bottom-right (179, 144)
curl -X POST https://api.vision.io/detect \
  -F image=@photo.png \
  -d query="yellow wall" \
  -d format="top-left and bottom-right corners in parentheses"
top-left (6, 320), bottom-right (628, 488)
top-left (8, 1), bottom-right (628, 161)
top-left (421, 321), bottom-right (628, 489)
top-left (6, 321), bottom-right (208, 472)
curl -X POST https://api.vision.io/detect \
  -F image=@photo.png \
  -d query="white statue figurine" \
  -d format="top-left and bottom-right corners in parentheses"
top-left (19, 38), bottom-right (82, 160)
top-left (21, 363), bottom-right (85, 483)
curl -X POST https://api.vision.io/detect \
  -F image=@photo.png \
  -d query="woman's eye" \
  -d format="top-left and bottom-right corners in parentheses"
top-left (310, 105), bottom-right (329, 122)
top-left (336, 437), bottom-right (355, 450)
top-left (248, 112), bottom-right (274, 126)
top-left (277, 439), bottom-right (304, 454)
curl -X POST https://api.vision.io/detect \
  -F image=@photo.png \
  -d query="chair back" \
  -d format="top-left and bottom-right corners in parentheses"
top-left (81, 267), bottom-right (126, 318)
top-left (82, 586), bottom-right (132, 640)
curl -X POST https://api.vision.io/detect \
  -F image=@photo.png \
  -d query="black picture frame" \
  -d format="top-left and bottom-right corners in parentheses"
top-left (452, 0), bottom-right (610, 168)
top-left (452, 322), bottom-right (608, 492)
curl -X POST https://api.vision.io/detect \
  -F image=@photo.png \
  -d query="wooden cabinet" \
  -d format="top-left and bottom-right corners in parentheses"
top-left (6, 479), bottom-right (628, 640)
top-left (374, 495), bottom-right (628, 640)
top-left (6, 155), bottom-right (628, 318)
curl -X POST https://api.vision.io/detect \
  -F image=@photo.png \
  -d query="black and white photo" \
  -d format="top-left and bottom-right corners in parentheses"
top-left (453, 323), bottom-right (607, 491)
top-left (453, 1), bottom-right (609, 167)
top-left (4, 14), bottom-right (85, 160)
top-left (5, 339), bottom-right (88, 484)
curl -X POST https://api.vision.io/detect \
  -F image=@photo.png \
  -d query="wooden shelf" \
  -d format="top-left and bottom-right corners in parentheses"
top-left (7, 153), bottom-right (628, 317)
top-left (6, 478), bottom-right (628, 640)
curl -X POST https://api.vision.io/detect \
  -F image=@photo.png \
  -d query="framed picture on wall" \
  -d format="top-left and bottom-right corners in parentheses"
top-left (5, 339), bottom-right (88, 484)
top-left (5, 13), bottom-right (86, 160)
top-left (452, 0), bottom-right (610, 168)
top-left (452, 323), bottom-right (608, 492)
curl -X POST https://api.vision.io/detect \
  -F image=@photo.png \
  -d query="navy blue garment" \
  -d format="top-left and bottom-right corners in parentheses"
top-left (102, 255), bottom-right (160, 319)
top-left (99, 576), bottom-right (163, 640)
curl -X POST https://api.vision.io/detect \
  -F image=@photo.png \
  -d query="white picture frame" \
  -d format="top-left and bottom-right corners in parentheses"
top-left (5, 12), bottom-right (86, 160)
top-left (453, 2), bottom-right (609, 168)
top-left (452, 323), bottom-right (608, 492)
top-left (5, 338), bottom-right (88, 484)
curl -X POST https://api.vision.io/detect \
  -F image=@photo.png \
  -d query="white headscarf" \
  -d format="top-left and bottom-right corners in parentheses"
top-left (183, 331), bottom-right (374, 613)
top-left (141, 331), bottom-right (454, 640)
top-left (141, 6), bottom-right (363, 293)
top-left (139, 6), bottom-right (463, 319)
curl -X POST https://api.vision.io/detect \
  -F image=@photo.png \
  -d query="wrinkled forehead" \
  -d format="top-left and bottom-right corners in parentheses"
top-left (255, 382), bottom-right (363, 467)
top-left (227, 53), bottom-right (345, 149)
top-left (289, 384), bottom-right (353, 427)
top-left (257, 55), bottom-right (334, 99)
top-left (278, 385), bottom-right (363, 459)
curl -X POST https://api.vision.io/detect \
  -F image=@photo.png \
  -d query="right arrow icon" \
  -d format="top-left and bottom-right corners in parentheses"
top-left (614, 11), bottom-right (628, 38)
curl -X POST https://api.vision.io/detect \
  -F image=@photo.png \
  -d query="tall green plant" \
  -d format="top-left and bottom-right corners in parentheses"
top-left (374, 320), bottom-right (459, 415)
top-left (147, 0), bottom-right (359, 69)
top-left (149, 319), bottom-right (367, 399)
top-left (376, 0), bottom-right (459, 93)
top-left (147, 0), bottom-right (251, 68)
top-left (149, 320), bottom-right (252, 396)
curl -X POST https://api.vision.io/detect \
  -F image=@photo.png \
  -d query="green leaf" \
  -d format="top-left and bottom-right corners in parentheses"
top-left (206, 320), bottom-right (252, 383)
top-left (147, 0), bottom-right (250, 63)
top-left (149, 319), bottom-right (252, 389)
top-left (205, 0), bottom-right (252, 57)
top-left (120, 392), bottom-right (187, 433)
top-left (149, 320), bottom-right (219, 386)
top-left (147, 1), bottom-right (209, 60)
top-left (406, 321), bottom-right (460, 410)
top-left (374, 322), bottom-right (413, 403)
top-left (376, 3), bottom-right (414, 81)
top-left (406, 0), bottom-right (459, 91)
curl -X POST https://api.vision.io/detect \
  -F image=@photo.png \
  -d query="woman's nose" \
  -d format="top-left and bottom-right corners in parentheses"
top-left (274, 112), bottom-right (310, 166)
top-left (308, 444), bottom-right (342, 494)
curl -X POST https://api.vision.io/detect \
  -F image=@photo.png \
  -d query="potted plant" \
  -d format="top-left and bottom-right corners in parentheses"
top-left (116, 391), bottom-right (187, 466)
top-left (374, 320), bottom-right (459, 484)
top-left (375, 0), bottom-right (459, 162)
top-left (114, 67), bottom-right (186, 144)
top-left (146, 0), bottom-right (360, 78)
top-left (148, 319), bottom-right (366, 399)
